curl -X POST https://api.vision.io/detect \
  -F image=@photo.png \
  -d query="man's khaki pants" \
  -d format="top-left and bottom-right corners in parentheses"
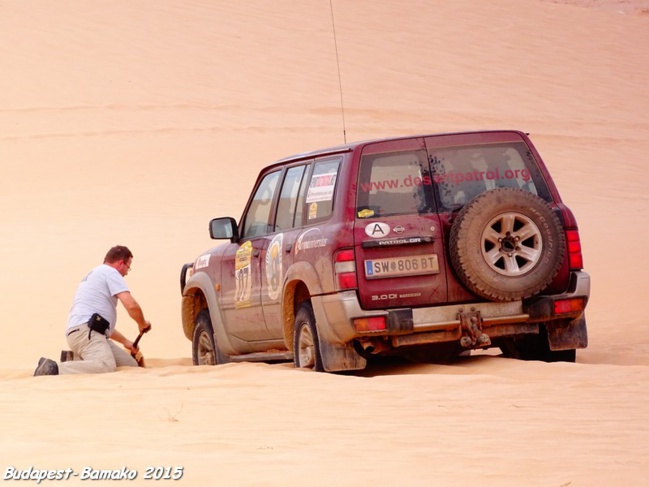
top-left (59, 324), bottom-right (138, 374)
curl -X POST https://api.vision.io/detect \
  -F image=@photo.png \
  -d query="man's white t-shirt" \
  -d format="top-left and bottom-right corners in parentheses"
top-left (67, 264), bottom-right (129, 336)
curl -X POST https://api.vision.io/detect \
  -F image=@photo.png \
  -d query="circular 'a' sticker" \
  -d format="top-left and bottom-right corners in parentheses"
top-left (365, 222), bottom-right (390, 238)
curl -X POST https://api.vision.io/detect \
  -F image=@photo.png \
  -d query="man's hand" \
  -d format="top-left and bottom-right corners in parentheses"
top-left (140, 320), bottom-right (152, 334)
top-left (123, 339), bottom-right (138, 354)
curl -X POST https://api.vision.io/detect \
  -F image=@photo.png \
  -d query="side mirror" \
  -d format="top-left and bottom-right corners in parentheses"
top-left (209, 217), bottom-right (239, 242)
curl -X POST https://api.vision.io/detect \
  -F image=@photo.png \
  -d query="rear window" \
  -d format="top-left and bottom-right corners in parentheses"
top-left (429, 142), bottom-right (552, 210)
top-left (356, 149), bottom-right (434, 218)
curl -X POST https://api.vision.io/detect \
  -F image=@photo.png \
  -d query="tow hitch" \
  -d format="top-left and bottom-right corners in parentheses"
top-left (458, 309), bottom-right (491, 349)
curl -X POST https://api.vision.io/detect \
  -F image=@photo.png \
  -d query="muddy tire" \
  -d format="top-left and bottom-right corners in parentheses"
top-left (192, 309), bottom-right (229, 365)
top-left (293, 302), bottom-right (324, 372)
top-left (500, 325), bottom-right (576, 363)
top-left (449, 188), bottom-right (565, 301)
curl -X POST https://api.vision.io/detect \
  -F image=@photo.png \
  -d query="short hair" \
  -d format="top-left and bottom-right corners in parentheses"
top-left (104, 245), bottom-right (133, 264)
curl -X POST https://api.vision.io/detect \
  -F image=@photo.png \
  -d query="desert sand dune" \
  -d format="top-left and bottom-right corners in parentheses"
top-left (1, 1), bottom-right (648, 485)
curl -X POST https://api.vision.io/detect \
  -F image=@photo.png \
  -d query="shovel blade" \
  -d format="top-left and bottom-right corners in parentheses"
top-left (132, 350), bottom-right (145, 367)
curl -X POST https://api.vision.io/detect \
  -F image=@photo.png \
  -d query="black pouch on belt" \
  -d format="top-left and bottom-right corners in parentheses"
top-left (88, 313), bottom-right (110, 339)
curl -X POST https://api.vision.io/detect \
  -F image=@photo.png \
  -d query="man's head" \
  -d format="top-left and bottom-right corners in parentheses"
top-left (104, 245), bottom-right (133, 276)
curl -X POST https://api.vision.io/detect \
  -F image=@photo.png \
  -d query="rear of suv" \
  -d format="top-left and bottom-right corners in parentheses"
top-left (180, 130), bottom-right (589, 372)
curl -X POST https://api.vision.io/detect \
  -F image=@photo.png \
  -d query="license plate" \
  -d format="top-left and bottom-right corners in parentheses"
top-left (364, 254), bottom-right (439, 279)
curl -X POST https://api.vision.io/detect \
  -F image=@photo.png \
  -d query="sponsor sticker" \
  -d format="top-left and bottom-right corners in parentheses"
top-left (234, 241), bottom-right (253, 309)
top-left (357, 208), bottom-right (375, 218)
top-left (295, 228), bottom-right (328, 256)
top-left (195, 254), bottom-right (210, 270)
top-left (308, 202), bottom-right (318, 220)
top-left (306, 173), bottom-right (337, 203)
top-left (265, 233), bottom-right (283, 300)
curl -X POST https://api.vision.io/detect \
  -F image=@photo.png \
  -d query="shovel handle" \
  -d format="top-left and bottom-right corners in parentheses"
top-left (132, 324), bottom-right (151, 349)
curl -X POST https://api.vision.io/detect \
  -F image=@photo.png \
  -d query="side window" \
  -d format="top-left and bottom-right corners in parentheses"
top-left (275, 165), bottom-right (307, 231)
top-left (241, 171), bottom-right (281, 239)
top-left (305, 158), bottom-right (341, 222)
top-left (356, 150), bottom-right (434, 218)
top-left (430, 142), bottom-right (551, 210)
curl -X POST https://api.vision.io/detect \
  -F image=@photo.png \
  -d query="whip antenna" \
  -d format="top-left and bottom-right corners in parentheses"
top-left (329, 0), bottom-right (347, 144)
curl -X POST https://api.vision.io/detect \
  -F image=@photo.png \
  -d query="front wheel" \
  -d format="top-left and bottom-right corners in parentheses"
top-left (293, 302), bottom-right (324, 372)
top-left (192, 309), bottom-right (229, 365)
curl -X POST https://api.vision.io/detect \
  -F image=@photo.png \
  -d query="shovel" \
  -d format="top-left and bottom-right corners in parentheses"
top-left (131, 324), bottom-right (151, 367)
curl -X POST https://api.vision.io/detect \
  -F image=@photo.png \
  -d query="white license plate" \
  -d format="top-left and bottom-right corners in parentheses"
top-left (364, 254), bottom-right (439, 279)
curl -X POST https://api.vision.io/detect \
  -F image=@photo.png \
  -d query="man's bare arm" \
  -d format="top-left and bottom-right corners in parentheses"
top-left (116, 291), bottom-right (151, 333)
top-left (110, 328), bottom-right (136, 353)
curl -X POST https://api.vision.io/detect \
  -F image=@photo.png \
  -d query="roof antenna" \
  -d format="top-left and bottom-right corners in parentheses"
top-left (329, 0), bottom-right (347, 144)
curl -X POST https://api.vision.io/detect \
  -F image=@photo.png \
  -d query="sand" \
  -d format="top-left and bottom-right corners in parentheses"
top-left (1, 0), bottom-right (648, 485)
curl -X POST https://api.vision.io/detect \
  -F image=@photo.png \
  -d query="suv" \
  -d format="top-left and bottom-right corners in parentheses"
top-left (180, 130), bottom-right (589, 372)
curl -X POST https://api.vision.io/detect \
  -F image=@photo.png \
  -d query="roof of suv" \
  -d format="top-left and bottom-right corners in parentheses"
top-left (271, 129), bottom-right (529, 167)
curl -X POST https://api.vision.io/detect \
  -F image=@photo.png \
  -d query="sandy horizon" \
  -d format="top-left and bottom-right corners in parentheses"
top-left (2, 1), bottom-right (649, 485)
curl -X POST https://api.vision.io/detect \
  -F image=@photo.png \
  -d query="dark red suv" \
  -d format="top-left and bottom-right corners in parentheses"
top-left (180, 130), bottom-right (589, 372)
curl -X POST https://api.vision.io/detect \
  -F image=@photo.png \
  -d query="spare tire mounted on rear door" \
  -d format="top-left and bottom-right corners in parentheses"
top-left (449, 188), bottom-right (565, 301)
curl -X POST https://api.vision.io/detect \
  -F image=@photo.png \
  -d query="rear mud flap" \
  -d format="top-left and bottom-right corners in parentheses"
top-left (546, 314), bottom-right (588, 350)
top-left (319, 339), bottom-right (367, 372)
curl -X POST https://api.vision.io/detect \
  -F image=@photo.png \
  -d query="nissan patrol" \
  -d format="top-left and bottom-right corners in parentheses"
top-left (180, 130), bottom-right (589, 372)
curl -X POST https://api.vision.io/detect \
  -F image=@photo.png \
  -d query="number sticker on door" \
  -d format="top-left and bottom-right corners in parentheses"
top-left (235, 241), bottom-right (253, 308)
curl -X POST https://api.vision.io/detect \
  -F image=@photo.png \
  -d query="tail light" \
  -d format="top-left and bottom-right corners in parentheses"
top-left (554, 297), bottom-right (585, 315)
top-left (334, 248), bottom-right (357, 290)
top-left (354, 316), bottom-right (387, 332)
top-left (566, 229), bottom-right (583, 269)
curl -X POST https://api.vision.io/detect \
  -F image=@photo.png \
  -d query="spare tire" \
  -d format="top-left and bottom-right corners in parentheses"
top-left (449, 188), bottom-right (565, 301)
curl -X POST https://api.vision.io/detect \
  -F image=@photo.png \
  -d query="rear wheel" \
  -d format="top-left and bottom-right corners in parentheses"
top-left (500, 326), bottom-right (576, 363)
top-left (192, 309), bottom-right (229, 365)
top-left (293, 302), bottom-right (324, 372)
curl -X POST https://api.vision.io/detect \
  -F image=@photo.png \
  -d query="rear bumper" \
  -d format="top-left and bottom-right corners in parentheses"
top-left (313, 270), bottom-right (590, 348)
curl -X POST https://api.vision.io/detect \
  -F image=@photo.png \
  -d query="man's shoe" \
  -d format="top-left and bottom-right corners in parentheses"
top-left (60, 350), bottom-right (74, 362)
top-left (33, 357), bottom-right (59, 376)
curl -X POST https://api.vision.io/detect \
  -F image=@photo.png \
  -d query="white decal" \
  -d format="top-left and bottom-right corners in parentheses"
top-left (295, 228), bottom-right (328, 256)
top-left (265, 233), bottom-right (283, 300)
top-left (195, 254), bottom-right (210, 270)
top-left (365, 222), bottom-right (390, 238)
top-left (306, 173), bottom-right (337, 203)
